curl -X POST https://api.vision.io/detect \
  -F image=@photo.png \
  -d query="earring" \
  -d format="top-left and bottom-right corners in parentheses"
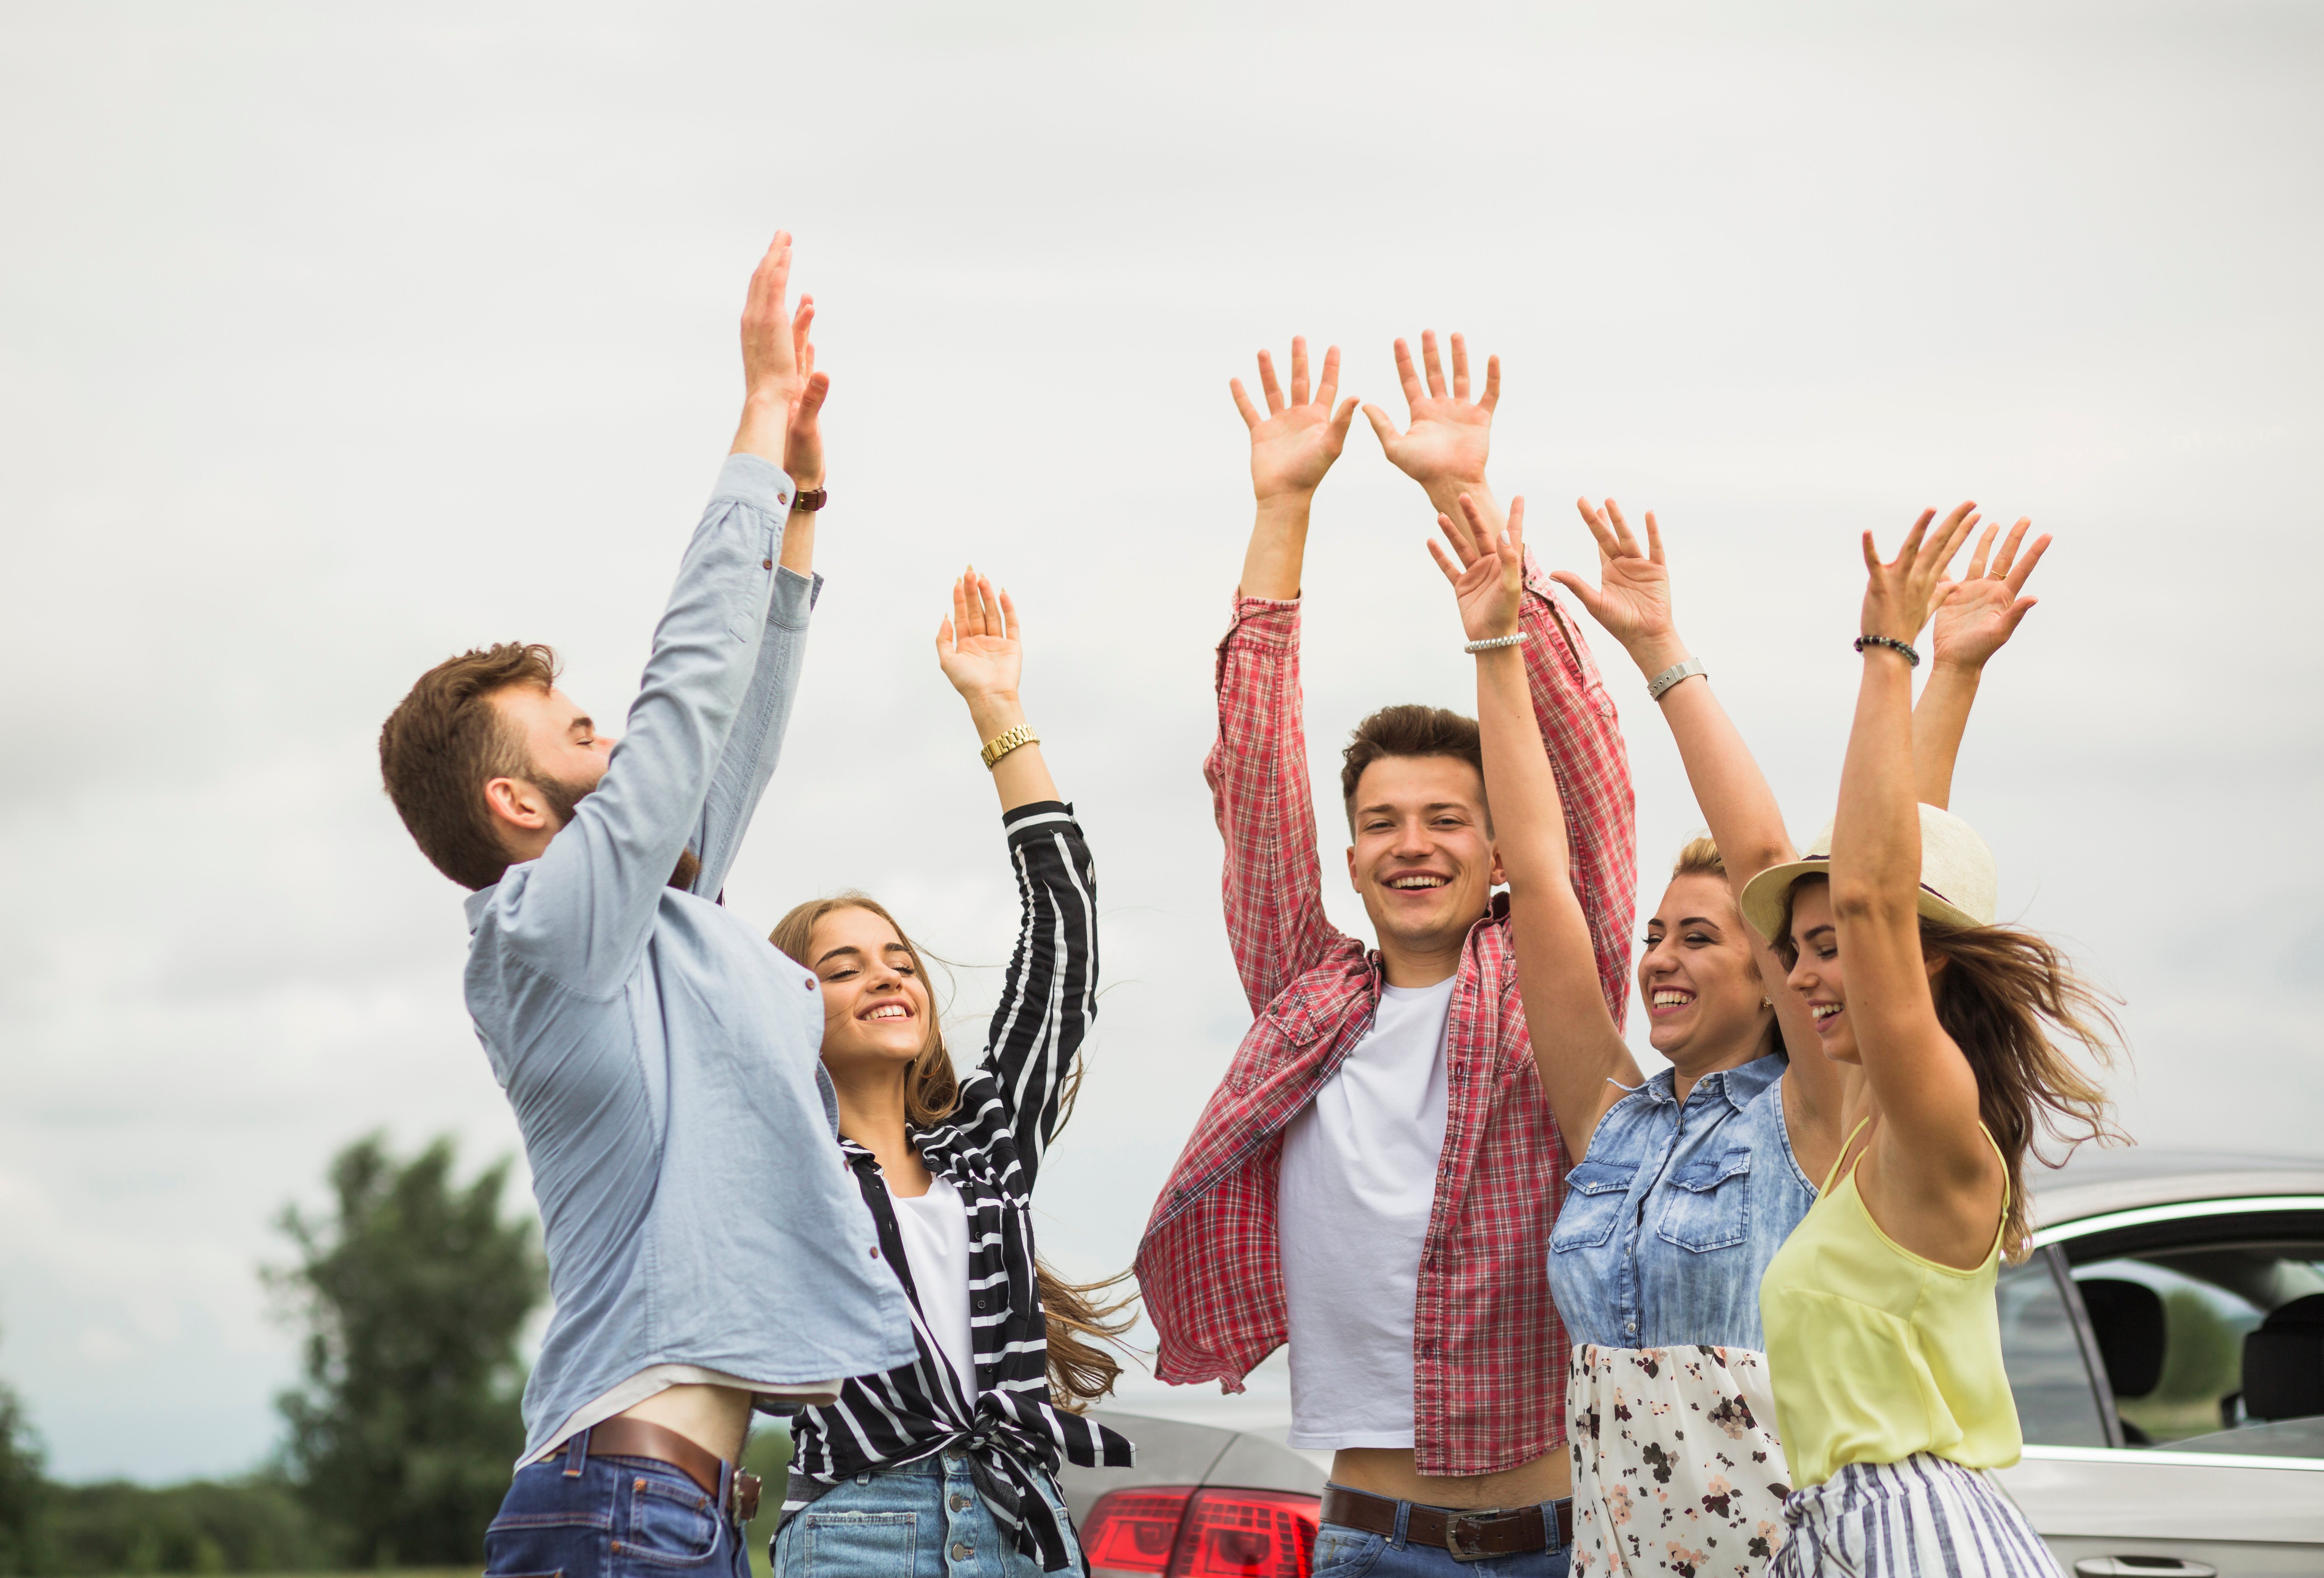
top-left (1760, 997), bottom-right (1772, 1010)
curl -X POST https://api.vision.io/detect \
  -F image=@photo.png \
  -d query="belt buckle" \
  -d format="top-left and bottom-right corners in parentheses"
top-left (1443, 1508), bottom-right (1519, 1563)
top-left (729, 1469), bottom-right (763, 1524)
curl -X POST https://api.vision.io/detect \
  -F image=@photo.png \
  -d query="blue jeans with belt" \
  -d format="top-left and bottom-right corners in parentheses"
top-left (484, 1432), bottom-right (750, 1578)
top-left (1313, 1495), bottom-right (1571, 1578)
top-left (771, 1453), bottom-right (1078, 1578)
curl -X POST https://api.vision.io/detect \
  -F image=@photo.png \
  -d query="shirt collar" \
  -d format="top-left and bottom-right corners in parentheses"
top-left (462, 884), bottom-right (498, 934)
top-left (1641, 1052), bottom-right (1786, 1113)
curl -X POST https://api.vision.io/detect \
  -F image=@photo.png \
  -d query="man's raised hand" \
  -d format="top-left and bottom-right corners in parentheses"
top-left (1233, 338), bottom-right (1358, 504)
top-left (1364, 332), bottom-right (1498, 507)
top-left (731, 231), bottom-right (828, 470)
top-left (1928, 515), bottom-right (2048, 672)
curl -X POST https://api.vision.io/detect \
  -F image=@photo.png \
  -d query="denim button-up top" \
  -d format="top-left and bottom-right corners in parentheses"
top-left (1546, 1054), bottom-right (1815, 1351)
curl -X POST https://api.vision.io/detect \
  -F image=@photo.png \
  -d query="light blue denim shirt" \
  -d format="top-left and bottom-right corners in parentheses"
top-left (1547, 1054), bottom-right (1816, 1351)
top-left (462, 453), bottom-right (917, 1463)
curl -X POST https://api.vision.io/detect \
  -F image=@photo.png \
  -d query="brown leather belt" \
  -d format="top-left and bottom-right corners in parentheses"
top-left (1320, 1486), bottom-right (1572, 1562)
top-left (560, 1418), bottom-right (762, 1523)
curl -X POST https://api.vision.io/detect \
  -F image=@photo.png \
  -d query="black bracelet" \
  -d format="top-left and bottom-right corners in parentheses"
top-left (1854, 633), bottom-right (1920, 667)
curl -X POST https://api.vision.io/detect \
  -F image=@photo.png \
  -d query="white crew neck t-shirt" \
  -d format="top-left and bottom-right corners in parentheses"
top-left (1276, 975), bottom-right (1457, 1450)
top-left (888, 1173), bottom-right (977, 1401)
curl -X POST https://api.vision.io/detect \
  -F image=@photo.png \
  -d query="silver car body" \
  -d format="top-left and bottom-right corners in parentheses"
top-left (1063, 1149), bottom-right (2324, 1572)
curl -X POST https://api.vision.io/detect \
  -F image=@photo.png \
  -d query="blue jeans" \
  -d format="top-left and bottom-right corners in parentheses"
top-left (771, 1453), bottom-right (1078, 1578)
top-left (484, 1433), bottom-right (749, 1578)
top-left (1312, 1493), bottom-right (1572, 1578)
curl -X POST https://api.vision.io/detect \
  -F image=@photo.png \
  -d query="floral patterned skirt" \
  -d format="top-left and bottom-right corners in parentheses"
top-left (1567, 1343), bottom-right (1794, 1578)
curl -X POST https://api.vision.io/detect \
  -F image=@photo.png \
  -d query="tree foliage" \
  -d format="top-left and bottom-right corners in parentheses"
top-left (268, 1132), bottom-right (545, 1567)
top-left (0, 1367), bottom-right (44, 1576)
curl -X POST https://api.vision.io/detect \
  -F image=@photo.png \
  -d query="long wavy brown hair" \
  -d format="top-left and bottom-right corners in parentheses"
top-left (1775, 875), bottom-right (2126, 1261)
top-left (770, 893), bottom-right (1137, 1411)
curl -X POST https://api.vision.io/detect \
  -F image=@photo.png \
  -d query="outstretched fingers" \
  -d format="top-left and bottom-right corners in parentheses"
top-left (1450, 334), bottom-right (1471, 401)
top-left (1427, 535), bottom-right (1464, 587)
top-left (1601, 499), bottom-right (1644, 561)
top-left (1438, 506), bottom-right (1480, 568)
top-left (1573, 496), bottom-right (1620, 561)
top-left (1420, 330), bottom-right (1448, 398)
top-left (2003, 530), bottom-right (2052, 596)
top-left (1289, 337), bottom-right (1311, 408)
top-left (1989, 517), bottom-right (2031, 580)
top-left (1317, 344), bottom-right (1342, 411)
top-left (1481, 354), bottom-right (1502, 413)
top-left (1257, 349), bottom-right (1286, 415)
top-left (1393, 338), bottom-right (1424, 408)
top-left (1230, 377), bottom-right (1261, 430)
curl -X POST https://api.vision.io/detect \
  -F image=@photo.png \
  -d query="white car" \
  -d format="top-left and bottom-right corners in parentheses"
top-left (1059, 1149), bottom-right (2324, 1576)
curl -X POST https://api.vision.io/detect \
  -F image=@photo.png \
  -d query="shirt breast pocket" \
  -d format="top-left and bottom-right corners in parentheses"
top-left (1654, 1148), bottom-right (1753, 1252)
top-left (1549, 1159), bottom-right (1639, 1253)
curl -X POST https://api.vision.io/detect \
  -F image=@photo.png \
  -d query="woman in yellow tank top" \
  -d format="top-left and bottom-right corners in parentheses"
top-left (1735, 506), bottom-right (2123, 1576)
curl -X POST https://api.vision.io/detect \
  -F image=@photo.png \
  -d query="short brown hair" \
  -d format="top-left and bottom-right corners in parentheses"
top-left (1339, 704), bottom-right (1486, 827)
top-left (379, 643), bottom-right (559, 890)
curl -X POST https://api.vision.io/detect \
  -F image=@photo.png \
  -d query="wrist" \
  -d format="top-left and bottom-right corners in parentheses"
top-left (1627, 635), bottom-right (1692, 678)
top-left (963, 691), bottom-right (1026, 734)
top-left (1421, 475), bottom-right (1494, 516)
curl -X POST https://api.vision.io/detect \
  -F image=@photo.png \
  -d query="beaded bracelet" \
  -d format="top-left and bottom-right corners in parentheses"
top-left (1463, 632), bottom-right (1526, 654)
top-left (1853, 634), bottom-right (1920, 667)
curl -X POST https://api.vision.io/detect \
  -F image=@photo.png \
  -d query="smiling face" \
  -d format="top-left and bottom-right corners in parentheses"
top-left (806, 905), bottom-right (936, 1084)
top-left (1637, 872), bottom-right (1775, 1073)
top-left (1343, 754), bottom-right (1502, 969)
top-left (1783, 878), bottom-right (1857, 1063)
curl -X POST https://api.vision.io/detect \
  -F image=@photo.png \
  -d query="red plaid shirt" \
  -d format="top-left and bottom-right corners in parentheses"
top-left (1134, 553), bottom-right (1636, 1476)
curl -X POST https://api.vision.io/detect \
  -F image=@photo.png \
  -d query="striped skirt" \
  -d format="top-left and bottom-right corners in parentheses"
top-left (1768, 1454), bottom-right (2062, 1577)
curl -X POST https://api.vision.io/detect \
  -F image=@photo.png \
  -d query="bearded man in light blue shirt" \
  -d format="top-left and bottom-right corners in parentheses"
top-left (377, 232), bottom-right (916, 1578)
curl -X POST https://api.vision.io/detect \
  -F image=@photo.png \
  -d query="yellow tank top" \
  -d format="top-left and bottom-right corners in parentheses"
top-left (1757, 1119), bottom-right (2022, 1488)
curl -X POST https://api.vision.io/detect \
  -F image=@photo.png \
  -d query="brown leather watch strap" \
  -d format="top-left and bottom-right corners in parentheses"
top-left (791, 486), bottom-right (828, 512)
top-left (573, 1418), bottom-right (761, 1522)
top-left (1319, 1486), bottom-right (1572, 1559)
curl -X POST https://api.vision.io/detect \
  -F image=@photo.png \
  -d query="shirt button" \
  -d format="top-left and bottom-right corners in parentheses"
top-left (951, 1543), bottom-right (973, 1561)
top-left (762, 558), bottom-right (773, 570)
top-left (870, 1246), bottom-right (879, 1259)
top-left (804, 977), bottom-right (816, 991)
top-left (950, 1493), bottom-right (972, 1511)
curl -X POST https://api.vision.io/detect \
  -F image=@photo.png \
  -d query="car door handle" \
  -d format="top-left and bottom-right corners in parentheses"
top-left (2074, 1561), bottom-right (2217, 1578)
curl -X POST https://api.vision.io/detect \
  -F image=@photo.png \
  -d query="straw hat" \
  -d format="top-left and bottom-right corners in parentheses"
top-left (1738, 804), bottom-right (1998, 943)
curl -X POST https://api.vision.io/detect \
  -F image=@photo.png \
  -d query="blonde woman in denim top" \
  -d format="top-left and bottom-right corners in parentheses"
top-left (1432, 493), bottom-right (2050, 1577)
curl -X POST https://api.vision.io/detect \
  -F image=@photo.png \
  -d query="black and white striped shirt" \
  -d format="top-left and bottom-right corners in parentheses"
top-left (782, 802), bottom-right (1134, 1571)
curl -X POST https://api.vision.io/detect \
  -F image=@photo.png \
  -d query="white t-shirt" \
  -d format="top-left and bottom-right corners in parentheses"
top-left (1276, 975), bottom-right (1457, 1450)
top-left (889, 1173), bottom-right (978, 1401)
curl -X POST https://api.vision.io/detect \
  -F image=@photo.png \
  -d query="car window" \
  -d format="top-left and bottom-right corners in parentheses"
top-left (2071, 1244), bottom-right (2324, 1449)
top-left (1998, 1252), bottom-right (2108, 1447)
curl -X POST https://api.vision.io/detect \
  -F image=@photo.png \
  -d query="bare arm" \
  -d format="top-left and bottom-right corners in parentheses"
top-left (1912, 516), bottom-right (2049, 808)
top-left (1232, 338), bottom-right (1358, 598)
top-left (1833, 506), bottom-right (2003, 1267)
top-left (1434, 496), bottom-right (1640, 1161)
top-left (1550, 501), bottom-right (1839, 1136)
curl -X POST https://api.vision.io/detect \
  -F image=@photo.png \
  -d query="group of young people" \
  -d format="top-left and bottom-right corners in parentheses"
top-left (376, 233), bottom-right (2120, 1578)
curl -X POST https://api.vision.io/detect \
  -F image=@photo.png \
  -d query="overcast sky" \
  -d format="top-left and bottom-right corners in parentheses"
top-left (2, 0), bottom-right (2318, 1483)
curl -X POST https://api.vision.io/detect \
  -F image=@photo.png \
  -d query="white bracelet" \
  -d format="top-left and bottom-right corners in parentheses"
top-left (1464, 632), bottom-right (1526, 654)
top-left (1646, 658), bottom-right (1707, 701)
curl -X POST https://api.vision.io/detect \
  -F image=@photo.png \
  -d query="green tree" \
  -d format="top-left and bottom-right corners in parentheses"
top-left (269, 1133), bottom-right (545, 1567)
top-left (0, 1360), bottom-right (46, 1576)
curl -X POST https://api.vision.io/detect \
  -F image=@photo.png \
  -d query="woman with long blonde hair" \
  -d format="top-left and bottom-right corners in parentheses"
top-left (766, 570), bottom-right (1131, 1577)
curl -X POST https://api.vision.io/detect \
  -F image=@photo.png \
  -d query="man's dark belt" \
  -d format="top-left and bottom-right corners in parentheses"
top-left (1319, 1486), bottom-right (1571, 1562)
top-left (566, 1418), bottom-right (762, 1523)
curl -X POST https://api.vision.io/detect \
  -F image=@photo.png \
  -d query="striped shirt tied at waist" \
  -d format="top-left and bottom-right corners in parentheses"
top-left (783, 802), bottom-right (1133, 1572)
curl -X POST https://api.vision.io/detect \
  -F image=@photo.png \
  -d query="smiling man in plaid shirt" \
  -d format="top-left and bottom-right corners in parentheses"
top-left (1135, 334), bottom-right (1636, 1575)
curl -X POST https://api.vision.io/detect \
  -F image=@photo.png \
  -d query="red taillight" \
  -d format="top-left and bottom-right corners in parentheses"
top-left (1083, 1486), bottom-right (1321, 1578)
top-left (1083, 1486), bottom-right (1195, 1574)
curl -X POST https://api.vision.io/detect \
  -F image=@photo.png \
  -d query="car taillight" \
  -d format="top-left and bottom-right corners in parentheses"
top-left (1083, 1486), bottom-right (1321, 1578)
top-left (1083, 1486), bottom-right (1195, 1574)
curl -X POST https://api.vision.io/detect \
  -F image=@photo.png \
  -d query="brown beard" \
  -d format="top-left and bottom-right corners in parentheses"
top-left (529, 767), bottom-right (698, 891)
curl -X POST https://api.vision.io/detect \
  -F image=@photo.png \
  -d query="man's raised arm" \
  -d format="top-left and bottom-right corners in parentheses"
top-left (1371, 335), bottom-right (1637, 1023)
top-left (497, 235), bottom-right (816, 987)
top-left (1207, 338), bottom-right (1358, 1011)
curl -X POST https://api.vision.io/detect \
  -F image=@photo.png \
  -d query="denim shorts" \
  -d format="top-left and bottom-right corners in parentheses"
top-left (771, 1452), bottom-right (1078, 1578)
top-left (484, 1433), bottom-right (748, 1578)
top-left (1311, 1494), bottom-right (1571, 1578)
